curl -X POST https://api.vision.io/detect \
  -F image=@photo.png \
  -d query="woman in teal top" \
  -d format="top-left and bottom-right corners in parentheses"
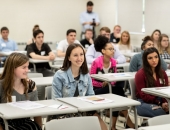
top-left (129, 36), bottom-right (167, 72)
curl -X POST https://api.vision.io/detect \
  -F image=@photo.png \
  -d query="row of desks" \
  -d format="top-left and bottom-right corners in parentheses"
top-left (0, 94), bottom-right (140, 130)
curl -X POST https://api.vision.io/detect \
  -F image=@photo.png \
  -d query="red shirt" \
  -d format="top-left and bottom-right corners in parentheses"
top-left (135, 68), bottom-right (168, 104)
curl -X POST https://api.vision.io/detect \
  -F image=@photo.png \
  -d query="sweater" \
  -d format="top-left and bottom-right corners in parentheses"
top-left (135, 68), bottom-right (168, 104)
top-left (90, 56), bottom-right (117, 87)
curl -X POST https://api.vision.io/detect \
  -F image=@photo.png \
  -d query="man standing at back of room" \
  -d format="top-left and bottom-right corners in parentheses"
top-left (80, 1), bottom-right (100, 39)
top-left (57, 29), bottom-right (80, 57)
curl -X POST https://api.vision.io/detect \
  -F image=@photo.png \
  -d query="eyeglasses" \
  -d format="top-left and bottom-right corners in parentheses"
top-left (104, 48), bottom-right (115, 51)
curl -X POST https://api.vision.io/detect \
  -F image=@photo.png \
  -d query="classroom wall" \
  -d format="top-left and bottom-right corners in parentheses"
top-left (0, 0), bottom-right (116, 44)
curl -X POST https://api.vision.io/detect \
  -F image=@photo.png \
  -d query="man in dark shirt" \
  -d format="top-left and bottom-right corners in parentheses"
top-left (80, 29), bottom-right (93, 49)
top-left (27, 29), bottom-right (55, 77)
top-left (110, 25), bottom-right (121, 43)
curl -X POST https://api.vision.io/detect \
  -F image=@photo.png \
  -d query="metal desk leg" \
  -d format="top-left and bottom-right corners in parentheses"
top-left (110, 108), bottom-right (112, 130)
top-left (3, 119), bottom-right (9, 130)
top-left (133, 106), bottom-right (138, 130)
top-left (108, 83), bottom-right (112, 93)
top-left (33, 63), bottom-right (36, 72)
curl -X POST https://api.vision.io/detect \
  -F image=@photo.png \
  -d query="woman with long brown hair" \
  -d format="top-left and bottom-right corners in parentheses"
top-left (135, 47), bottom-right (169, 117)
top-left (0, 53), bottom-right (42, 130)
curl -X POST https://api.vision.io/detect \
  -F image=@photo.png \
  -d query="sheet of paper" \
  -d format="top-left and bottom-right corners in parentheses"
top-left (104, 73), bottom-right (132, 77)
top-left (48, 104), bottom-right (68, 110)
top-left (8, 101), bottom-right (46, 110)
top-left (78, 96), bottom-right (113, 104)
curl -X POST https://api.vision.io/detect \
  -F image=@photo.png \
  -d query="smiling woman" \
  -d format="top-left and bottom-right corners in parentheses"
top-left (0, 53), bottom-right (42, 130)
top-left (52, 43), bottom-right (108, 130)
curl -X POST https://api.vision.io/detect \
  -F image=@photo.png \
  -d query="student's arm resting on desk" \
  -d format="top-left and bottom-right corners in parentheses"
top-left (29, 52), bottom-right (50, 60)
top-left (90, 61), bottom-right (103, 87)
top-left (113, 45), bottom-right (126, 64)
top-left (135, 71), bottom-right (161, 104)
top-left (49, 51), bottom-right (55, 60)
top-left (52, 72), bottom-right (63, 99)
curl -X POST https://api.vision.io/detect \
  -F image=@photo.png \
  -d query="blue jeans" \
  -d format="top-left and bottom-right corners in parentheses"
top-left (137, 99), bottom-right (167, 117)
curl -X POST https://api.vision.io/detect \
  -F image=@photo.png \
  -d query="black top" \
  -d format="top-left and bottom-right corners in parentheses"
top-left (80, 38), bottom-right (91, 48)
top-left (27, 43), bottom-right (51, 69)
top-left (110, 33), bottom-right (120, 43)
top-left (74, 75), bottom-right (80, 97)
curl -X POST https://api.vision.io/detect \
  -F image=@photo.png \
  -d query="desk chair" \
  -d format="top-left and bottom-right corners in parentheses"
top-left (148, 115), bottom-right (170, 126)
top-left (45, 86), bottom-right (52, 100)
top-left (128, 78), bottom-right (150, 125)
top-left (28, 73), bottom-right (46, 100)
top-left (45, 116), bottom-right (101, 130)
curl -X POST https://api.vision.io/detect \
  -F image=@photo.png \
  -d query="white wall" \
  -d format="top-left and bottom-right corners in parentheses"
top-left (0, 0), bottom-right (116, 44)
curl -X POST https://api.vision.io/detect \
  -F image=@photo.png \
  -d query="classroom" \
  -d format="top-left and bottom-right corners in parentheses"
top-left (0, 0), bottom-right (170, 130)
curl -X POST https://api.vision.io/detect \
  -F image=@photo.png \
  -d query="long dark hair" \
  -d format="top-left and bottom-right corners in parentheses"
top-left (142, 47), bottom-right (165, 87)
top-left (61, 43), bottom-right (88, 74)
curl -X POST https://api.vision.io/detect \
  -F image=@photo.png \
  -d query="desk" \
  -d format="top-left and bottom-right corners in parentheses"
top-left (0, 100), bottom-right (78, 130)
top-left (0, 51), bottom-right (26, 56)
top-left (29, 57), bottom-right (64, 72)
top-left (138, 124), bottom-right (170, 130)
top-left (122, 52), bottom-right (139, 58)
top-left (142, 87), bottom-right (170, 112)
top-left (30, 77), bottom-right (53, 86)
top-left (58, 94), bottom-right (140, 130)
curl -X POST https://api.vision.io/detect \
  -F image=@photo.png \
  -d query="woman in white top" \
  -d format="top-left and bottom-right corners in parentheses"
top-left (158, 34), bottom-right (170, 59)
top-left (118, 31), bottom-right (132, 62)
top-left (151, 29), bottom-right (161, 49)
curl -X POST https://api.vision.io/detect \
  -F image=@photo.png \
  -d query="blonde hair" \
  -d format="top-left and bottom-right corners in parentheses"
top-left (114, 25), bottom-right (121, 30)
top-left (158, 34), bottom-right (170, 54)
top-left (118, 31), bottom-right (131, 48)
top-left (0, 53), bottom-right (29, 102)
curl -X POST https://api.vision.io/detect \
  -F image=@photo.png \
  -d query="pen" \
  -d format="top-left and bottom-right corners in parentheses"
top-left (57, 104), bottom-right (63, 109)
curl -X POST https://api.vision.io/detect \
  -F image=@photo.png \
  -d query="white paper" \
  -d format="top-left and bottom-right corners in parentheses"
top-left (8, 101), bottom-right (46, 110)
top-left (48, 104), bottom-right (68, 110)
top-left (78, 96), bottom-right (114, 104)
top-left (104, 73), bottom-right (132, 77)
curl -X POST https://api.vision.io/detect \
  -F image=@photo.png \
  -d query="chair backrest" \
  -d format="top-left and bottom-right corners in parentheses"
top-left (148, 115), bottom-right (170, 126)
top-left (27, 73), bottom-right (43, 78)
top-left (128, 78), bottom-right (136, 100)
top-left (45, 86), bottom-right (52, 100)
top-left (45, 116), bottom-right (101, 130)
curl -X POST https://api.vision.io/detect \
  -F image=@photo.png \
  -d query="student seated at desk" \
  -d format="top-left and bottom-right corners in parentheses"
top-left (56, 29), bottom-right (81, 57)
top-left (135, 47), bottom-right (169, 117)
top-left (90, 35), bottom-right (135, 130)
top-left (151, 29), bottom-right (161, 49)
top-left (158, 34), bottom-right (170, 60)
top-left (0, 53), bottom-right (42, 130)
top-left (86, 27), bottom-right (126, 64)
top-left (52, 43), bottom-right (108, 130)
top-left (27, 29), bottom-right (55, 77)
top-left (129, 36), bottom-right (167, 72)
